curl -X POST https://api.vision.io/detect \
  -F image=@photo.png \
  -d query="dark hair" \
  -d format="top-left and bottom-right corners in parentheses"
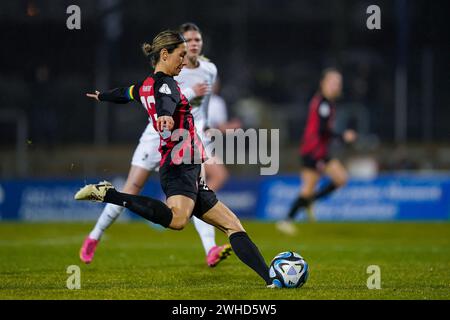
top-left (318, 67), bottom-right (343, 97)
top-left (179, 22), bottom-right (201, 34)
top-left (142, 30), bottom-right (186, 67)
top-left (320, 67), bottom-right (342, 82)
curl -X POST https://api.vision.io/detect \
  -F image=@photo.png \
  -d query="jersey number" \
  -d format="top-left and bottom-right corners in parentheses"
top-left (140, 95), bottom-right (157, 118)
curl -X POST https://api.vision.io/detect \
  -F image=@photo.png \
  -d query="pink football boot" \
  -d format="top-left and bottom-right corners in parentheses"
top-left (206, 244), bottom-right (232, 267)
top-left (79, 237), bottom-right (99, 264)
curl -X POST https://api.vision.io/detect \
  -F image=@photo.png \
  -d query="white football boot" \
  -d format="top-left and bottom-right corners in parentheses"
top-left (74, 181), bottom-right (114, 202)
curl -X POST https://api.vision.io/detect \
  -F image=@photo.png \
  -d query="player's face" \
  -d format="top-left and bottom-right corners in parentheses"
top-left (167, 42), bottom-right (187, 76)
top-left (183, 30), bottom-right (203, 59)
top-left (322, 72), bottom-right (343, 100)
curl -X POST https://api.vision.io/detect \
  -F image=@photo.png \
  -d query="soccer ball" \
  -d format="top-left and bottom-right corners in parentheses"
top-left (269, 251), bottom-right (309, 288)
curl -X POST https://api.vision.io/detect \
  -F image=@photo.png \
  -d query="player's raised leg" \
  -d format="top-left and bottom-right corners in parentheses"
top-left (76, 182), bottom-right (196, 230)
top-left (79, 165), bottom-right (150, 264)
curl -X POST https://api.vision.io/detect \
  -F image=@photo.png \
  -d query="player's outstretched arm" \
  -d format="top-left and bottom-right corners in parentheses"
top-left (86, 85), bottom-right (138, 104)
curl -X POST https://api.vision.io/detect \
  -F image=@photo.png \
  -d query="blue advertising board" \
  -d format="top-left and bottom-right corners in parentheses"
top-left (0, 175), bottom-right (449, 221)
top-left (257, 175), bottom-right (450, 221)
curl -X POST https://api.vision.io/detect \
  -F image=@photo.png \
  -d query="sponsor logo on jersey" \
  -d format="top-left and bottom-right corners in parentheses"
top-left (142, 85), bottom-right (152, 92)
top-left (159, 83), bottom-right (172, 95)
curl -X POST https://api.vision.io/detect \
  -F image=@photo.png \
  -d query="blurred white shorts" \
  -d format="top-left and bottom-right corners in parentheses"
top-left (131, 136), bottom-right (161, 172)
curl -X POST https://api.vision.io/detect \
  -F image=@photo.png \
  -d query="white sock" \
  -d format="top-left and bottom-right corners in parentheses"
top-left (89, 204), bottom-right (125, 240)
top-left (192, 216), bottom-right (216, 255)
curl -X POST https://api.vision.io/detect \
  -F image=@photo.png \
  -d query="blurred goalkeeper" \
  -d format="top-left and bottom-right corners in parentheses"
top-left (277, 68), bottom-right (357, 235)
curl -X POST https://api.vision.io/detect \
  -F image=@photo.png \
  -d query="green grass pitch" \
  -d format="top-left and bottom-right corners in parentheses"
top-left (0, 221), bottom-right (449, 300)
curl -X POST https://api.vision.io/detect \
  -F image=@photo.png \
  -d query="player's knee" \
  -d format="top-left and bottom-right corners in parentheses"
top-left (301, 189), bottom-right (315, 199)
top-left (122, 181), bottom-right (143, 195)
top-left (132, 181), bottom-right (145, 191)
top-left (169, 214), bottom-right (190, 231)
top-left (225, 216), bottom-right (245, 235)
top-left (334, 172), bottom-right (348, 188)
top-left (170, 220), bottom-right (188, 231)
top-left (218, 166), bottom-right (229, 182)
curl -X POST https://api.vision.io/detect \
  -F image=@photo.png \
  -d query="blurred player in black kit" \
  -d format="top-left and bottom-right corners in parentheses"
top-left (277, 68), bottom-right (357, 235)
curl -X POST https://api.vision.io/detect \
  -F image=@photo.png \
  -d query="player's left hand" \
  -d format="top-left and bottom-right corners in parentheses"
top-left (192, 82), bottom-right (210, 97)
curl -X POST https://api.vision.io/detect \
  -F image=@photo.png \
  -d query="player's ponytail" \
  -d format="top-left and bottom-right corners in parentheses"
top-left (142, 30), bottom-right (186, 67)
top-left (142, 43), bottom-right (152, 57)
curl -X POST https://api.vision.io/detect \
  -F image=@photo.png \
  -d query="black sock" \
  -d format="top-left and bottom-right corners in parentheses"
top-left (229, 232), bottom-right (271, 285)
top-left (287, 196), bottom-right (311, 220)
top-left (312, 182), bottom-right (338, 201)
top-left (104, 189), bottom-right (173, 228)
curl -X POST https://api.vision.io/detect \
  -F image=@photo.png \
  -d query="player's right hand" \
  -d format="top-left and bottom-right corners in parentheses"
top-left (86, 91), bottom-right (100, 101)
top-left (157, 116), bottom-right (174, 132)
top-left (192, 83), bottom-right (210, 97)
top-left (343, 129), bottom-right (357, 143)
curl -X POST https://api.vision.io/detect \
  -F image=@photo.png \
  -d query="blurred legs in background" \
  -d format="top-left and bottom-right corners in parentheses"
top-left (277, 159), bottom-right (348, 236)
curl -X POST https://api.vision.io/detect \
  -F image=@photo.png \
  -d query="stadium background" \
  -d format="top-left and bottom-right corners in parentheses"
top-left (0, 0), bottom-right (449, 221)
top-left (1, 0), bottom-right (450, 301)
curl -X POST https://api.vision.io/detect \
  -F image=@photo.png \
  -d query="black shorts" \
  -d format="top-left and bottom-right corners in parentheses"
top-left (159, 162), bottom-right (218, 218)
top-left (300, 154), bottom-right (331, 172)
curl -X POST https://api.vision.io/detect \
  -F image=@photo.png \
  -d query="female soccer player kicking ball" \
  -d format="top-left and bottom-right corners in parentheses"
top-left (80, 23), bottom-right (231, 268)
top-left (276, 68), bottom-right (357, 235)
top-left (75, 30), bottom-right (274, 288)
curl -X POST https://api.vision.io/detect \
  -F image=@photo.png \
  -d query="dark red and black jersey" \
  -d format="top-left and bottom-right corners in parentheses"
top-left (299, 94), bottom-right (337, 159)
top-left (98, 72), bottom-right (206, 166)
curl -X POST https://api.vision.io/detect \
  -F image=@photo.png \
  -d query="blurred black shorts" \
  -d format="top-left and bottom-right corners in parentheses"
top-left (159, 162), bottom-right (218, 217)
top-left (300, 154), bottom-right (331, 172)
